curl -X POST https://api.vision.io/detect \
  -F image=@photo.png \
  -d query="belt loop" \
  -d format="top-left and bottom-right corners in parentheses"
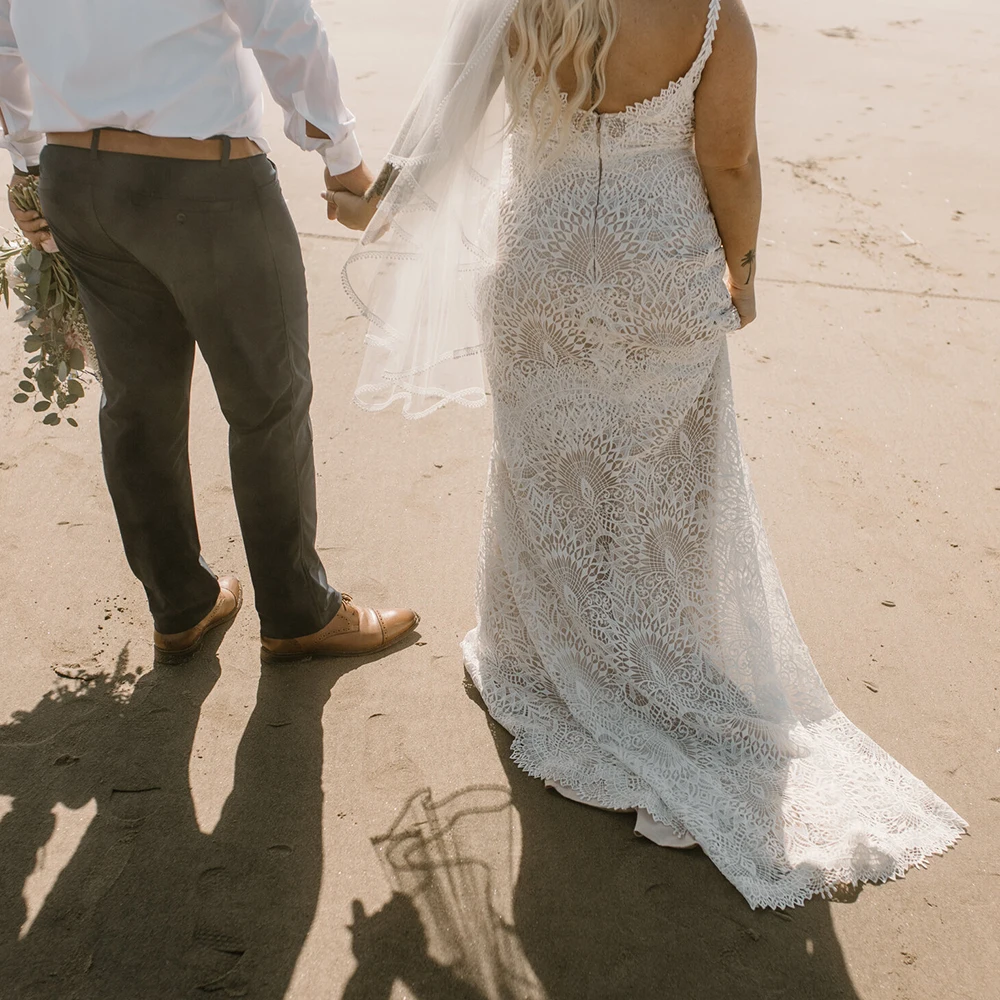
top-left (90, 128), bottom-right (101, 160)
top-left (219, 135), bottom-right (231, 167)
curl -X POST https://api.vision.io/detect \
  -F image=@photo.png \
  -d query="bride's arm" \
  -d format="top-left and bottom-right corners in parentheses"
top-left (694, 0), bottom-right (761, 328)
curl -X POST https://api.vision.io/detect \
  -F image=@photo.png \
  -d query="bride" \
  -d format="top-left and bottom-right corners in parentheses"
top-left (336, 0), bottom-right (966, 909)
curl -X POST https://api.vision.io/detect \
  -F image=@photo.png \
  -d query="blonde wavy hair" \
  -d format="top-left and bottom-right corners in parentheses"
top-left (506, 0), bottom-right (620, 147)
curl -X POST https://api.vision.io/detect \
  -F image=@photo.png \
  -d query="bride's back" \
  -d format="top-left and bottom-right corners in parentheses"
top-left (553, 0), bottom-right (715, 114)
top-left (506, 0), bottom-right (746, 151)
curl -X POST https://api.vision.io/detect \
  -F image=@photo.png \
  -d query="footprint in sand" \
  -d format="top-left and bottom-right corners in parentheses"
top-left (187, 861), bottom-right (251, 992)
top-left (820, 26), bottom-right (861, 40)
top-left (364, 712), bottom-right (424, 794)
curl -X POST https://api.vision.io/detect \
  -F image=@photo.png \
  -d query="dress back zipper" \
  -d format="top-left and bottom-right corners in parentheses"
top-left (592, 115), bottom-right (603, 281)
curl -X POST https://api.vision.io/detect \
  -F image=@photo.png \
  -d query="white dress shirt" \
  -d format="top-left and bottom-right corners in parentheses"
top-left (0, 0), bottom-right (362, 174)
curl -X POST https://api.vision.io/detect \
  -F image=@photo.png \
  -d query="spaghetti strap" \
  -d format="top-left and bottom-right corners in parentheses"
top-left (689, 0), bottom-right (723, 86)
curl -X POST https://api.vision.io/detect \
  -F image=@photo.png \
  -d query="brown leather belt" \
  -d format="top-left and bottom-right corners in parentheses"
top-left (47, 130), bottom-right (263, 161)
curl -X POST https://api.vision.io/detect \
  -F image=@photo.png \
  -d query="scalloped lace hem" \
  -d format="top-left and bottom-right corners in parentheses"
top-left (463, 631), bottom-right (968, 910)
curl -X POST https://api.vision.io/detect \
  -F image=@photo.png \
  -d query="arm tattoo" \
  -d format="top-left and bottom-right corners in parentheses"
top-left (740, 249), bottom-right (756, 285)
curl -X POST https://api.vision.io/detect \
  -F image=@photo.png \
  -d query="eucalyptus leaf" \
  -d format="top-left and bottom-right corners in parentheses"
top-left (27, 248), bottom-right (43, 269)
top-left (57, 361), bottom-right (68, 381)
top-left (42, 413), bottom-right (60, 426)
top-left (18, 380), bottom-right (33, 392)
top-left (37, 370), bottom-right (55, 399)
top-left (68, 349), bottom-right (85, 371)
top-left (33, 400), bottom-right (50, 412)
top-left (38, 267), bottom-right (51, 306)
top-left (67, 418), bottom-right (79, 428)
top-left (13, 393), bottom-right (28, 404)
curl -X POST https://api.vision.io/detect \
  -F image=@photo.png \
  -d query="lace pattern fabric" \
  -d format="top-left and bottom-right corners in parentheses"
top-left (462, 0), bottom-right (966, 909)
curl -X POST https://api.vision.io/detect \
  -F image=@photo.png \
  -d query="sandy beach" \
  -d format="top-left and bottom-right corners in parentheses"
top-left (0, 1), bottom-right (997, 997)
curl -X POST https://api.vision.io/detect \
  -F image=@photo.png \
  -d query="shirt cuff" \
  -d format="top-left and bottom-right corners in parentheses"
top-left (320, 131), bottom-right (364, 177)
top-left (3, 135), bottom-right (45, 172)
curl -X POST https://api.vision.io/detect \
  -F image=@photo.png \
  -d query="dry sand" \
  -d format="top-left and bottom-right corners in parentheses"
top-left (0, 1), bottom-right (997, 997)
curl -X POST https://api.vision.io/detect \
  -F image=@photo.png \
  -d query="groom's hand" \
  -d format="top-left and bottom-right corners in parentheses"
top-left (324, 162), bottom-right (374, 221)
top-left (9, 174), bottom-right (58, 252)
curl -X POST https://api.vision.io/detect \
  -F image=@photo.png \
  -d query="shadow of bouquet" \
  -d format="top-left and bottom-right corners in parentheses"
top-left (0, 646), bottom-right (141, 947)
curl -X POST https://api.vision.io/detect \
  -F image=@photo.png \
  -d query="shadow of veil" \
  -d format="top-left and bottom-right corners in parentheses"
top-left (0, 637), bottom-right (361, 999)
top-left (344, 681), bottom-right (863, 1000)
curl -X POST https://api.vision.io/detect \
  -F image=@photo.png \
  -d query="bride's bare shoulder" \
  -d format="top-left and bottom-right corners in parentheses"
top-left (612, 0), bottom-right (715, 38)
top-left (600, 0), bottom-right (740, 110)
top-left (612, 0), bottom-right (751, 45)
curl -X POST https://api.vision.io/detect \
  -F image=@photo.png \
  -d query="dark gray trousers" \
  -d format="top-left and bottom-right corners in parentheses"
top-left (39, 144), bottom-right (341, 638)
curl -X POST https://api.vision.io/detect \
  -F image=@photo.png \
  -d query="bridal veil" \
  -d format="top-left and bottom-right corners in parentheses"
top-left (343, 0), bottom-right (518, 417)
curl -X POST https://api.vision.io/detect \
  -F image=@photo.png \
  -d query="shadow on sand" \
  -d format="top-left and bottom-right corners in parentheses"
top-left (2, 641), bottom-right (863, 1000)
top-left (0, 629), bottom-right (379, 999)
top-left (343, 680), bottom-right (864, 1000)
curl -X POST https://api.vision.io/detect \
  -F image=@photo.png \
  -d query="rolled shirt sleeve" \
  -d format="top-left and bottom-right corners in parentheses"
top-left (0, 1), bottom-right (45, 171)
top-left (223, 0), bottom-right (363, 174)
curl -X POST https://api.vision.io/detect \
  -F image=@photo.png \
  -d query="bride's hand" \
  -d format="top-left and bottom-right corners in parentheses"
top-left (328, 190), bottom-right (379, 232)
top-left (728, 282), bottom-right (756, 329)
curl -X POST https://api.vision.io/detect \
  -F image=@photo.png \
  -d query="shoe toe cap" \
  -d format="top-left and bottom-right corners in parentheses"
top-left (378, 607), bottom-right (419, 642)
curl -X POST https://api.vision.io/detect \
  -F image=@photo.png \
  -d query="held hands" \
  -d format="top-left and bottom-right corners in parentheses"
top-left (323, 161), bottom-right (379, 231)
top-left (329, 190), bottom-right (380, 232)
top-left (8, 174), bottom-right (58, 253)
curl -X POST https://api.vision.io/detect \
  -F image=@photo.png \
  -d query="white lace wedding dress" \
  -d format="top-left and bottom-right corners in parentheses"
top-left (462, 0), bottom-right (966, 909)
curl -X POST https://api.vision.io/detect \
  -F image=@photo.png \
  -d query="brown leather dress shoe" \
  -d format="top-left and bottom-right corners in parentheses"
top-left (260, 595), bottom-right (419, 661)
top-left (154, 576), bottom-right (243, 660)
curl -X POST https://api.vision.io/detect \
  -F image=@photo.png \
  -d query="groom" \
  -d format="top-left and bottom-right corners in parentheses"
top-left (0, 0), bottom-right (417, 659)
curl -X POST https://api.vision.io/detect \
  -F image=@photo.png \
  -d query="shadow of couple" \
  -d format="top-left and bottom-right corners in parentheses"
top-left (0, 629), bottom-right (355, 999)
top-left (0, 643), bottom-right (863, 999)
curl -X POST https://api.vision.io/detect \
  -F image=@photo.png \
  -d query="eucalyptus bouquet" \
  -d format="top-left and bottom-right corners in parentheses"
top-left (1, 176), bottom-right (98, 427)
